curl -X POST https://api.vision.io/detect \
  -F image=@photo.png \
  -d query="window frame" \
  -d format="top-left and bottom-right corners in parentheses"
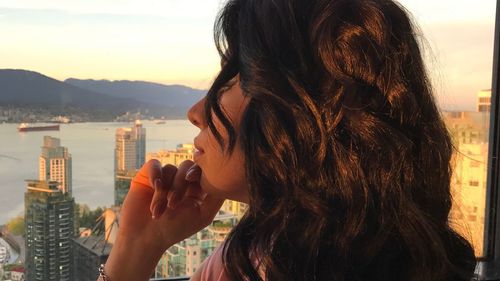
top-left (476, 0), bottom-right (500, 279)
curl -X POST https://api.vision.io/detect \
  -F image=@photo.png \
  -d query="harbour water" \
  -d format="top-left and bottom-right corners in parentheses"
top-left (0, 120), bottom-right (198, 224)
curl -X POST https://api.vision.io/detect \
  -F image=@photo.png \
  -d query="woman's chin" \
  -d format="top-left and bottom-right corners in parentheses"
top-left (199, 174), bottom-right (221, 197)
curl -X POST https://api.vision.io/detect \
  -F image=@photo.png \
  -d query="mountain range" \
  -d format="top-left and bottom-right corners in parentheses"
top-left (65, 78), bottom-right (205, 108)
top-left (0, 69), bottom-right (206, 119)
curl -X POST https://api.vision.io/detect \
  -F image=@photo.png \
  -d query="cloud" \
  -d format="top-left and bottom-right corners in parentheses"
top-left (423, 22), bottom-right (495, 110)
top-left (0, 0), bottom-right (222, 19)
top-left (402, 0), bottom-right (496, 24)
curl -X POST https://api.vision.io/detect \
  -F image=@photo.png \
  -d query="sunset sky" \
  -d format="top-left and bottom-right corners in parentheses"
top-left (0, 0), bottom-right (496, 110)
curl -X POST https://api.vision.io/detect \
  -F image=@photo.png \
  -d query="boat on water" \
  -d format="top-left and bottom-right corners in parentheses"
top-left (18, 123), bottom-right (60, 132)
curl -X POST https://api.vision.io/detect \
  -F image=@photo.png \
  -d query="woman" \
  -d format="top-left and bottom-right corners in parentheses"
top-left (100, 0), bottom-right (476, 280)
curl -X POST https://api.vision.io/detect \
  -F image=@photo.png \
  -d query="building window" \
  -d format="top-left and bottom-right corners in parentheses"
top-left (469, 180), bottom-right (480, 187)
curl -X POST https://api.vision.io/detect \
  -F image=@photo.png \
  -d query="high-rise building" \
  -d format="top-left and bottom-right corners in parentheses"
top-left (477, 89), bottom-right (492, 113)
top-left (114, 170), bottom-right (137, 206)
top-left (443, 110), bottom-right (490, 256)
top-left (114, 121), bottom-right (145, 206)
top-left (25, 180), bottom-right (75, 281)
top-left (115, 120), bottom-right (146, 172)
top-left (39, 136), bottom-right (72, 195)
top-left (146, 143), bottom-right (194, 167)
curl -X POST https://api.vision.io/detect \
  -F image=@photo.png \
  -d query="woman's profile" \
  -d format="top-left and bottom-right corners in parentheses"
top-left (99, 0), bottom-right (477, 280)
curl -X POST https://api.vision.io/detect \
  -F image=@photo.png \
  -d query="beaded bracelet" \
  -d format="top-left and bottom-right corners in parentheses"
top-left (98, 264), bottom-right (109, 281)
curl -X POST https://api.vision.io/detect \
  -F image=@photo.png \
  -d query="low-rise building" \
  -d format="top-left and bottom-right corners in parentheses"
top-left (73, 236), bottom-right (112, 281)
top-left (147, 144), bottom-right (194, 167)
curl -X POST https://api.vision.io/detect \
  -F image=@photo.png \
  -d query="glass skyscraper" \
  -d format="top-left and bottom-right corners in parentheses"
top-left (39, 136), bottom-right (72, 195)
top-left (24, 180), bottom-right (75, 281)
top-left (114, 121), bottom-right (145, 206)
top-left (114, 120), bottom-right (146, 172)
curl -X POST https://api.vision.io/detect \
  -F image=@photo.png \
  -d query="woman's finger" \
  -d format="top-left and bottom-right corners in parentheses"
top-left (184, 181), bottom-right (207, 204)
top-left (147, 159), bottom-right (163, 188)
top-left (150, 164), bottom-right (177, 219)
top-left (131, 159), bottom-right (162, 189)
top-left (185, 164), bottom-right (202, 182)
top-left (168, 160), bottom-right (195, 209)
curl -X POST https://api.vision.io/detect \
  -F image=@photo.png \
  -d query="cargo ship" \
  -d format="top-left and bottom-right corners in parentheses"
top-left (18, 123), bottom-right (60, 132)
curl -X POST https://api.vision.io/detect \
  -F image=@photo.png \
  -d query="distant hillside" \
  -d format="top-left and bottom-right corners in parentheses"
top-left (64, 78), bottom-right (206, 108)
top-left (0, 69), bottom-right (205, 119)
top-left (0, 69), bottom-right (151, 111)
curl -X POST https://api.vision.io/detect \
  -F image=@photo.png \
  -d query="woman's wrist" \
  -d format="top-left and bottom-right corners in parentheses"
top-left (103, 233), bottom-right (170, 281)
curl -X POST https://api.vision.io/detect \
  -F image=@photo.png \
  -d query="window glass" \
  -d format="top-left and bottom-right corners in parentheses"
top-left (0, 1), bottom-right (496, 280)
top-left (0, 1), bottom-right (224, 279)
top-left (398, 0), bottom-right (496, 257)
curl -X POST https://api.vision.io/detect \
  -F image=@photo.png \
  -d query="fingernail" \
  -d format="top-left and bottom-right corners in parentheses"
top-left (151, 202), bottom-right (158, 219)
top-left (154, 178), bottom-right (162, 190)
top-left (185, 165), bottom-right (201, 182)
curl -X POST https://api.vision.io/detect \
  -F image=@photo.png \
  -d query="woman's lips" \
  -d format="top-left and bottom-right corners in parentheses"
top-left (193, 146), bottom-right (204, 162)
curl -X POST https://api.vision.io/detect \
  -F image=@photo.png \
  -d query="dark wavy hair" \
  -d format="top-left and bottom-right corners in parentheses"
top-left (204, 0), bottom-right (476, 280)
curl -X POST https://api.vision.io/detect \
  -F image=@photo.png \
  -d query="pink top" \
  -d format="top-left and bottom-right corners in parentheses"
top-left (198, 243), bottom-right (264, 281)
top-left (200, 244), bottom-right (230, 281)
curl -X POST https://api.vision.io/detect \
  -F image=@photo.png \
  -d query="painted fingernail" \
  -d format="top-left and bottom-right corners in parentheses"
top-left (154, 178), bottom-right (162, 190)
top-left (185, 165), bottom-right (201, 182)
top-left (151, 202), bottom-right (158, 219)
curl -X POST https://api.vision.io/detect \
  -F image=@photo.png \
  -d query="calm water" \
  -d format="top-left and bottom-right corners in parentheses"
top-left (0, 120), bottom-right (198, 224)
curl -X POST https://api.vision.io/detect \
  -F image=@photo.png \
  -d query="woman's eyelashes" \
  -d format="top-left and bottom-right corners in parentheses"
top-left (216, 79), bottom-right (237, 105)
top-left (219, 85), bottom-right (232, 94)
top-left (220, 77), bottom-right (238, 93)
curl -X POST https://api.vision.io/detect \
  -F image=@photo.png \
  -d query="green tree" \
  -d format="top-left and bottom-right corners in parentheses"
top-left (6, 216), bottom-right (24, 236)
top-left (75, 203), bottom-right (105, 235)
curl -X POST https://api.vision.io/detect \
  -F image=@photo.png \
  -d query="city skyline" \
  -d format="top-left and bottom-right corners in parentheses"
top-left (0, 92), bottom-right (493, 278)
top-left (0, 0), bottom-right (496, 110)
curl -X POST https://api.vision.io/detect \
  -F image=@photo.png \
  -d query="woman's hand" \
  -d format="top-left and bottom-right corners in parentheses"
top-left (102, 159), bottom-right (224, 281)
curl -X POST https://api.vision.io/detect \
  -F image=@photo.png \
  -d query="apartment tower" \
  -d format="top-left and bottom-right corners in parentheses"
top-left (114, 120), bottom-right (146, 206)
top-left (39, 136), bottom-right (72, 195)
top-left (24, 180), bottom-right (75, 281)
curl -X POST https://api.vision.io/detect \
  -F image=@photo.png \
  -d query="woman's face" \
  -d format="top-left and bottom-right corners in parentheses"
top-left (187, 76), bottom-right (250, 203)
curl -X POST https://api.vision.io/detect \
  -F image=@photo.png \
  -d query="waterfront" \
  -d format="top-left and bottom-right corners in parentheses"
top-left (0, 120), bottom-right (198, 224)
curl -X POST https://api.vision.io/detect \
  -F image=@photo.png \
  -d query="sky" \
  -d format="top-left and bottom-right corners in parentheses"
top-left (0, 0), bottom-right (497, 110)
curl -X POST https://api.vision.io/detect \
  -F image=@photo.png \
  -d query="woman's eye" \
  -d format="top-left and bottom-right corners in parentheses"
top-left (220, 86), bottom-right (230, 93)
top-left (219, 82), bottom-right (233, 94)
top-left (220, 77), bottom-right (238, 93)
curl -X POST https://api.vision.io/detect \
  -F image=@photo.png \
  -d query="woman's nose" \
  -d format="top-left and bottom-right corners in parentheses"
top-left (187, 97), bottom-right (207, 129)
